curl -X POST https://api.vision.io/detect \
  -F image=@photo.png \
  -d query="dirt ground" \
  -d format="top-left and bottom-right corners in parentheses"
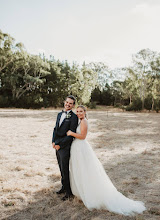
top-left (0, 108), bottom-right (159, 220)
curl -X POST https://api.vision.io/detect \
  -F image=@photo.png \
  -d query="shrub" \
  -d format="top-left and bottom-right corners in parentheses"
top-left (114, 103), bottom-right (122, 108)
top-left (0, 96), bottom-right (10, 107)
top-left (154, 99), bottom-right (160, 113)
top-left (126, 98), bottom-right (142, 111)
top-left (86, 101), bottom-right (97, 109)
top-left (144, 96), bottom-right (152, 110)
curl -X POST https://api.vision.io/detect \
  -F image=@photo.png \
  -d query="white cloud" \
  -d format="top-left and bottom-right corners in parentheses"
top-left (131, 3), bottom-right (160, 21)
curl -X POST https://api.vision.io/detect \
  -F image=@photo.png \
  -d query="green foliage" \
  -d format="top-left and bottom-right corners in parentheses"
top-left (88, 62), bottom-right (111, 90)
top-left (91, 83), bottom-right (113, 106)
top-left (86, 101), bottom-right (97, 109)
top-left (0, 30), bottom-right (160, 110)
top-left (0, 95), bottom-right (10, 107)
top-left (126, 98), bottom-right (142, 111)
top-left (154, 99), bottom-right (160, 113)
top-left (0, 30), bottom-right (50, 107)
top-left (91, 87), bottom-right (102, 104)
top-left (144, 96), bottom-right (152, 110)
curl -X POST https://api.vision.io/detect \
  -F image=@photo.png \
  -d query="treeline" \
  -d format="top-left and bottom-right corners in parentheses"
top-left (92, 48), bottom-right (160, 112)
top-left (0, 30), bottom-right (100, 108)
top-left (0, 30), bottom-right (160, 111)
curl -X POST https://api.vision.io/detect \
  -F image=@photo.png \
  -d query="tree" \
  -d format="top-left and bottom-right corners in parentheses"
top-left (131, 49), bottom-right (158, 109)
top-left (149, 54), bottom-right (160, 110)
top-left (87, 62), bottom-right (111, 90)
top-left (0, 30), bottom-right (15, 72)
top-left (80, 62), bottom-right (97, 104)
top-left (110, 80), bottom-right (124, 106)
top-left (0, 30), bottom-right (50, 106)
top-left (123, 68), bottom-right (139, 104)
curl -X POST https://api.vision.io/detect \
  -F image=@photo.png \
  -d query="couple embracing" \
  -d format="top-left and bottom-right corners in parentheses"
top-left (52, 95), bottom-right (146, 216)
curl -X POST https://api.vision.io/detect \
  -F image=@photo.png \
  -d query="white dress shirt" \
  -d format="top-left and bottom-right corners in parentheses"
top-left (59, 110), bottom-right (71, 126)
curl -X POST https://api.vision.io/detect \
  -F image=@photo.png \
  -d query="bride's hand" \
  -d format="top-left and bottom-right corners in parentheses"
top-left (67, 130), bottom-right (72, 136)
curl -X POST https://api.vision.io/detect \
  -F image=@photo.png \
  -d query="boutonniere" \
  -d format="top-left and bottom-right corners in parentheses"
top-left (65, 112), bottom-right (72, 119)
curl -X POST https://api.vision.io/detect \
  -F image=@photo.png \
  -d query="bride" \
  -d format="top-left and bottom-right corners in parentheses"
top-left (67, 105), bottom-right (146, 216)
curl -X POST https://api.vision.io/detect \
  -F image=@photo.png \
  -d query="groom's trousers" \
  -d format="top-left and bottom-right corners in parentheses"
top-left (56, 146), bottom-right (72, 194)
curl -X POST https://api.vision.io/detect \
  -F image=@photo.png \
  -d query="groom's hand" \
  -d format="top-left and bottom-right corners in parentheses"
top-left (52, 142), bottom-right (55, 149)
top-left (55, 145), bottom-right (60, 151)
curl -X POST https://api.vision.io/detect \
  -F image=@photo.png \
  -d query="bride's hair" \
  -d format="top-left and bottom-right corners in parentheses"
top-left (77, 105), bottom-right (88, 119)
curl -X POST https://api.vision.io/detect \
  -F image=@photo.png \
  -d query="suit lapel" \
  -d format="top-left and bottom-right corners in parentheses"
top-left (57, 112), bottom-right (62, 128)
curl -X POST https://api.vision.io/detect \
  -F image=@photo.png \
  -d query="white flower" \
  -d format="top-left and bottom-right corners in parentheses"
top-left (66, 113), bottom-right (71, 119)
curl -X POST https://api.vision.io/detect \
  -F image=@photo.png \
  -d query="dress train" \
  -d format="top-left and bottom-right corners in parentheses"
top-left (69, 124), bottom-right (146, 216)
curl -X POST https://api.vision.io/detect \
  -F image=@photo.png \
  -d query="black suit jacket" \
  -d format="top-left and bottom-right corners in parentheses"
top-left (52, 110), bottom-right (78, 149)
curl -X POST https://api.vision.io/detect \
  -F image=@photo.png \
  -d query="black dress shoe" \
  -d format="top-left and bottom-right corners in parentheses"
top-left (61, 194), bottom-right (74, 201)
top-left (56, 188), bottom-right (65, 194)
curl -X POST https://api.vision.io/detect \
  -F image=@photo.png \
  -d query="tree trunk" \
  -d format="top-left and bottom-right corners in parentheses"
top-left (114, 96), bottom-right (117, 106)
top-left (130, 95), bottom-right (132, 104)
top-left (152, 97), bottom-right (154, 111)
top-left (142, 96), bottom-right (144, 110)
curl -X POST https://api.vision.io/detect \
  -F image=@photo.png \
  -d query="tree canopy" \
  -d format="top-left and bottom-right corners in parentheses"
top-left (0, 30), bottom-right (160, 111)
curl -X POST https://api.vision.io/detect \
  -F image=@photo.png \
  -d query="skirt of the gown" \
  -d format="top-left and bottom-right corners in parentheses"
top-left (69, 138), bottom-right (146, 216)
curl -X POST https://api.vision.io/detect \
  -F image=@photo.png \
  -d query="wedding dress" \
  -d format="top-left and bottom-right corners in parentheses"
top-left (69, 120), bottom-right (146, 216)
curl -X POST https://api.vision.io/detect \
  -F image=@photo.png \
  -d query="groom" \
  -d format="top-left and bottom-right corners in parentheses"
top-left (52, 95), bottom-right (78, 201)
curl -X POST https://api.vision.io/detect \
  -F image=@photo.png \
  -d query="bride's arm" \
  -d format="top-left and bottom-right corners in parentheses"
top-left (67, 119), bottom-right (88, 140)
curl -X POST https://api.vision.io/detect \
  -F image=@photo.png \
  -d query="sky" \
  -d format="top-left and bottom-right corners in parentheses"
top-left (0, 0), bottom-right (160, 68)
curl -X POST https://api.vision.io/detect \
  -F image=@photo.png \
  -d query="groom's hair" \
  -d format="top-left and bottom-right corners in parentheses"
top-left (66, 95), bottom-right (76, 104)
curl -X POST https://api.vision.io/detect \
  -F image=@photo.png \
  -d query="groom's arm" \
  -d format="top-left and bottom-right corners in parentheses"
top-left (52, 126), bottom-right (56, 143)
top-left (52, 113), bottom-right (60, 143)
top-left (58, 115), bottom-right (78, 149)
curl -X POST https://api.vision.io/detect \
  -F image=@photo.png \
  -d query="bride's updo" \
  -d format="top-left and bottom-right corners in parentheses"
top-left (77, 105), bottom-right (88, 119)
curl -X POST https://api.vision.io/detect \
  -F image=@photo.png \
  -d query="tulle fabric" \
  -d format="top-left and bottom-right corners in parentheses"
top-left (69, 124), bottom-right (146, 216)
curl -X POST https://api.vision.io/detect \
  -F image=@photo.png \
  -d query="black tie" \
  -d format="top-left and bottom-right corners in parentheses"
top-left (62, 110), bottom-right (67, 114)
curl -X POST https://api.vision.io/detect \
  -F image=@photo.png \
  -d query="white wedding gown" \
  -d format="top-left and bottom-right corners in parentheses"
top-left (69, 120), bottom-right (146, 216)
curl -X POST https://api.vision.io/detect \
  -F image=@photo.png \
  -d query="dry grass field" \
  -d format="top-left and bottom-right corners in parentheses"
top-left (0, 108), bottom-right (159, 220)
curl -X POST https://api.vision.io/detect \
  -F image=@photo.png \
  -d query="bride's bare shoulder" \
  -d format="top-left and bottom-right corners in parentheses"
top-left (81, 119), bottom-right (88, 127)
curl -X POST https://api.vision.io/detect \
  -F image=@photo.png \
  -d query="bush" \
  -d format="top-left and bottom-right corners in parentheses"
top-left (121, 105), bottom-right (127, 111)
top-left (154, 99), bottom-right (160, 113)
top-left (114, 103), bottom-right (122, 108)
top-left (126, 98), bottom-right (142, 111)
top-left (86, 101), bottom-right (97, 109)
top-left (0, 95), bottom-right (10, 107)
top-left (144, 96), bottom-right (152, 110)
